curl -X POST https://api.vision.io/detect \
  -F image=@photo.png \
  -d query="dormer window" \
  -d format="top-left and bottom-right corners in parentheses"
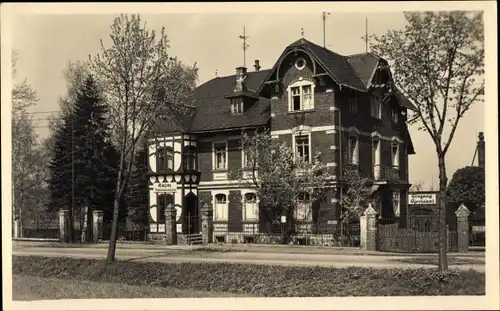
top-left (231, 99), bottom-right (243, 115)
top-left (391, 109), bottom-right (399, 123)
top-left (349, 97), bottom-right (358, 114)
top-left (288, 80), bottom-right (314, 112)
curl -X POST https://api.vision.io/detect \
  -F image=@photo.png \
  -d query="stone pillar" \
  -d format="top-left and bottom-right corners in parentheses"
top-left (455, 204), bottom-right (470, 253)
top-left (200, 203), bottom-right (214, 245)
top-left (58, 209), bottom-right (70, 243)
top-left (92, 210), bottom-right (104, 243)
top-left (361, 204), bottom-right (378, 251)
top-left (165, 204), bottom-right (177, 245)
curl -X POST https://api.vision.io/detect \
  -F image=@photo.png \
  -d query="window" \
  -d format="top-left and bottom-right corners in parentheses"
top-left (348, 134), bottom-right (359, 165)
top-left (241, 146), bottom-right (253, 169)
top-left (295, 135), bottom-right (310, 163)
top-left (288, 81), bottom-right (314, 112)
top-left (183, 146), bottom-right (197, 171)
top-left (370, 95), bottom-right (382, 119)
top-left (214, 142), bottom-right (227, 170)
top-left (214, 193), bottom-right (228, 220)
top-left (295, 58), bottom-right (306, 70)
top-left (244, 193), bottom-right (258, 220)
top-left (157, 146), bottom-right (173, 172)
top-left (349, 98), bottom-right (358, 113)
top-left (392, 191), bottom-right (400, 217)
top-left (157, 194), bottom-right (174, 223)
top-left (392, 109), bottom-right (399, 123)
top-left (392, 142), bottom-right (399, 167)
top-left (372, 137), bottom-right (381, 179)
top-left (296, 192), bottom-right (311, 221)
top-left (231, 99), bottom-right (243, 115)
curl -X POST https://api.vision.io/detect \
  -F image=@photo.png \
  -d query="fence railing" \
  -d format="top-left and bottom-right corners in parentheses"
top-left (469, 219), bottom-right (485, 247)
top-left (372, 165), bottom-right (400, 181)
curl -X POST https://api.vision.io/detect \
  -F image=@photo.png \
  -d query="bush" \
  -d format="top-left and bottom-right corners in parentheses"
top-left (12, 256), bottom-right (484, 296)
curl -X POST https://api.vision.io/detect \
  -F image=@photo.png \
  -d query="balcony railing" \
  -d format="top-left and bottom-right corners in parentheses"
top-left (372, 165), bottom-right (400, 182)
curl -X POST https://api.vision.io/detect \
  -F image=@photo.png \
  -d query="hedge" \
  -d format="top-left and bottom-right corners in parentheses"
top-left (12, 256), bottom-right (485, 297)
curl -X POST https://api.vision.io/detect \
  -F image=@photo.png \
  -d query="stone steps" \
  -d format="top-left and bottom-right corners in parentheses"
top-left (188, 233), bottom-right (203, 245)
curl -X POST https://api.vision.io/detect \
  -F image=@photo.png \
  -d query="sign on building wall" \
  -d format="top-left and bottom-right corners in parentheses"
top-left (408, 193), bottom-right (437, 205)
top-left (153, 182), bottom-right (177, 193)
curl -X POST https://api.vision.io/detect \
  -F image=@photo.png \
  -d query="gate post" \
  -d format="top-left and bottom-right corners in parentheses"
top-left (92, 210), bottom-right (104, 243)
top-left (362, 204), bottom-right (378, 251)
top-left (201, 203), bottom-right (214, 245)
top-left (455, 204), bottom-right (470, 253)
top-left (58, 209), bottom-right (70, 243)
top-left (165, 204), bottom-right (177, 245)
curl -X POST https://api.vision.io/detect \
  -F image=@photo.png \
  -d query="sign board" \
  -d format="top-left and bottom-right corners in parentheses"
top-left (153, 182), bottom-right (176, 193)
top-left (327, 220), bottom-right (338, 225)
top-left (408, 193), bottom-right (437, 205)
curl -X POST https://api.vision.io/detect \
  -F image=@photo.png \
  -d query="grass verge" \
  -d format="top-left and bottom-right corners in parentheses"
top-left (12, 275), bottom-right (244, 300)
top-left (13, 256), bottom-right (484, 297)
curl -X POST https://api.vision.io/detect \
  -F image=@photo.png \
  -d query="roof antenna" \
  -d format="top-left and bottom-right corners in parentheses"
top-left (239, 26), bottom-right (250, 67)
top-left (361, 17), bottom-right (374, 53)
top-left (322, 12), bottom-right (331, 48)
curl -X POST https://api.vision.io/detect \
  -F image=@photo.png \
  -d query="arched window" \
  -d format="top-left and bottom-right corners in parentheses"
top-left (183, 146), bottom-right (197, 171)
top-left (214, 194), bottom-right (227, 220)
top-left (157, 146), bottom-right (174, 172)
top-left (244, 193), bottom-right (258, 220)
top-left (296, 192), bottom-right (311, 221)
top-left (288, 80), bottom-right (315, 112)
top-left (157, 193), bottom-right (173, 223)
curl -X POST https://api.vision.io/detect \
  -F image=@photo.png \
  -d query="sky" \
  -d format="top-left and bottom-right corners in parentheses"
top-left (11, 12), bottom-right (485, 188)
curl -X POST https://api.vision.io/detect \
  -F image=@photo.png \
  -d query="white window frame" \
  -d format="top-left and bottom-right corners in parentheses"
top-left (372, 136), bottom-right (381, 179)
top-left (231, 99), bottom-right (243, 115)
top-left (391, 141), bottom-right (399, 168)
top-left (292, 132), bottom-right (312, 164)
top-left (296, 192), bottom-right (312, 222)
top-left (392, 109), bottom-right (399, 123)
top-left (349, 97), bottom-right (358, 114)
top-left (242, 191), bottom-right (258, 220)
top-left (348, 133), bottom-right (359, 165)
top-left (213, 141), bottom-right (228, 171)
top-left (288, 80), bottom-right (315, 112)
top-left (392, 191), bottom-right (400, 217)
top-left (214, 193), bottom-right (228, 221)
top-left (370, 95), bottom-right (382, 119)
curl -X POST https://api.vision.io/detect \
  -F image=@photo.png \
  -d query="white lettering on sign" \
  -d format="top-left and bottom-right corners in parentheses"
top-left (153, 182), bottom-right (176, 193)
top-left (408, 193), bottom-right (437, 205)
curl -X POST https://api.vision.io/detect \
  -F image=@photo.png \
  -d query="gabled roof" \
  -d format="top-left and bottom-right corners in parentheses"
top-left (153, 70), bottom-right (271, 134)
top-left (345, 52), bottom-right (381, 88)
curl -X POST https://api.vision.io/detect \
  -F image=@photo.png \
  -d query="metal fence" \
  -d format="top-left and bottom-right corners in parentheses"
top-left (469, 219), bottom-right (485, 247)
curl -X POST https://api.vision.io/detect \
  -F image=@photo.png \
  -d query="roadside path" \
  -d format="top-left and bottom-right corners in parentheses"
top-left (12, 245), bottom-right (485, 272)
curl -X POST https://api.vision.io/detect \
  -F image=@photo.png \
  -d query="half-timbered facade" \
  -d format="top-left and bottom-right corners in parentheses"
top-left (147, 38), bottom-right (417, 241)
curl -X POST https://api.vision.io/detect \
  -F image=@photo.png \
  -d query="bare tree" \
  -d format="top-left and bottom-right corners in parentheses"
top-left (409, 180), bottom-right (425, 192)
top-left (372, 11), bottom-right (484, 270)
top-left (11, 50), bottom-right (40, 237)
top-left (89, 14), bottom-right (197, 263)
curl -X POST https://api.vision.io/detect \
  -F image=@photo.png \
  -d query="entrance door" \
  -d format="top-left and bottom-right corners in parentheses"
top-left (184, 193), bottom-right (199, 234)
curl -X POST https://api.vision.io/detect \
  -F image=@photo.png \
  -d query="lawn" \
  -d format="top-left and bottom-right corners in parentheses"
top-left (12, 255), bottom-right (485, 297)
top-left (13, 275), bottom-right (243, 300)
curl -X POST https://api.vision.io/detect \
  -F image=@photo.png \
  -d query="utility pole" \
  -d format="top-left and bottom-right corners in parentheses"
top-left (239, 26), bottom-right (250, 67)
top-left (360, 17), bottom-right (373, 53)
top-left (71, 109), bottom-right (75, 243)
top-left (322, 12), bottom-right (330, 48)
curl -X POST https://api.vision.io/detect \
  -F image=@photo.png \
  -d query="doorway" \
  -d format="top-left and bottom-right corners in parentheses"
top-left (184, 193), bottom-right (199, 234)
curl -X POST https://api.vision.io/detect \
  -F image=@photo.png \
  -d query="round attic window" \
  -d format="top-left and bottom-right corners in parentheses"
top-left (295, 58), bottom-right (306, 70)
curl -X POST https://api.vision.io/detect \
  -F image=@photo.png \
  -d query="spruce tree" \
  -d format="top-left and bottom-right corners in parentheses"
top-left (125, 142), bottom-right (149, 232)
top-left (48, 75), bottom-right (119, 242)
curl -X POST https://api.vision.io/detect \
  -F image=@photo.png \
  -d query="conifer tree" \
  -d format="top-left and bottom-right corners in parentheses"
top-left (48, 75), bottom-right (119, 242)
top-left (125, 142), bottom-right (149, 231)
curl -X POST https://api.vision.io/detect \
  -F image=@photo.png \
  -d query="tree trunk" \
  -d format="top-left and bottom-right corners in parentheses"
top-left (106, 192), bottom-right (122, 264)
top-left (437, 154), bottom-right (448, 270)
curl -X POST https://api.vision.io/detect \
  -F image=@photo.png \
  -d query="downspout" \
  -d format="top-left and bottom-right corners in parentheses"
top-left (338, 86), bottom-right (344, 241)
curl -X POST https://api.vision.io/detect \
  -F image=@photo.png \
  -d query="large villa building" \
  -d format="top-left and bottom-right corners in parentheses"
top-left (146, 38), bottom-right (417, 242)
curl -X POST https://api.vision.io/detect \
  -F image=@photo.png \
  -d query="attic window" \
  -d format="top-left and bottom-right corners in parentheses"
top-left (288, 80), bottom-right (315, 112)
top-left (231, 99), bottom-right (243, 115)
top-left (295, 58), bottom-right (306, 71)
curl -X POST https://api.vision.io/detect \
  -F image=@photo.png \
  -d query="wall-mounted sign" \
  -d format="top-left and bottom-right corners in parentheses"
top-left (408, 193), bottom-right (437, 205)
top-left (327, 220), bottom-right (338, 225)
top-left (153, 182), bottom-right (176, 193)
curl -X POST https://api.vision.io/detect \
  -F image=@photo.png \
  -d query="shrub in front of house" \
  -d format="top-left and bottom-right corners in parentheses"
top-left (12, 256), bottom-right (484, 296)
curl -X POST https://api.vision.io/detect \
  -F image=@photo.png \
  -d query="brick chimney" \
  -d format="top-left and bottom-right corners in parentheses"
top-left (234, 66), bottom-right (248, 92)
top-left (254, 59), bottom-right (261, 71)
top-left (477, 132), bottom-right (485, 168)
